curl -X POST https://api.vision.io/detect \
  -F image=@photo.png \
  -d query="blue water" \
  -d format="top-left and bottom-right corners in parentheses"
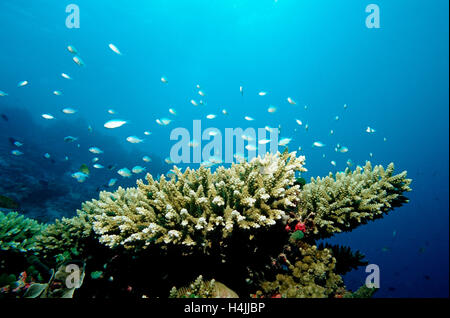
top-left (0, 0), bottom-right (448, 297)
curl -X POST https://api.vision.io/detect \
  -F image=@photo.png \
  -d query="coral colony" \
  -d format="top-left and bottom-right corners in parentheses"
top-left (0, 151), bottom-right (411, 298)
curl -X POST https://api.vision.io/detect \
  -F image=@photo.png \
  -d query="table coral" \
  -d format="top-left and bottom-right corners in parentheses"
top-left (6, 152), bottom-right (412, 298)
top-left (0, 211), bottom-right (45, 253)
top-left (82, 151), bottom-right (306, 253)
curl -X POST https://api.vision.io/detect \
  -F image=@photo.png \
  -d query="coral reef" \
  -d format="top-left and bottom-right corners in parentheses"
top-left (254, 242), bottom-right (343, 298)
top-left (295, 162), bottom-right (412, 239)
top-left (0, 211), bottom-right (45, 253)
top-left (0, 152), bottom-right (412, 298)
top-left (82, 151), bottom-right (306, 254)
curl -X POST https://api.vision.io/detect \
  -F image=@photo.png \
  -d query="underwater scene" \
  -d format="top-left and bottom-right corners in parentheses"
top-left (0, 0), bottom-right (448, 302)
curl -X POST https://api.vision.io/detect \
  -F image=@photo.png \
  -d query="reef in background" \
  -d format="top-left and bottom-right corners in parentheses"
top-left (0, 151), bottom-right (411, 298)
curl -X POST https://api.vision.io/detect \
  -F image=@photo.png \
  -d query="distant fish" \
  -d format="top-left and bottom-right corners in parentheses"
top-left (62, 108), bottom-right (77, 114)
top-left (313, 141), bottom-right (325, 148)
top-left (190, 99), bottom-right (198, 106)
top-left (258, 91), bottom-right (267, 96)
top-left (108, 109), bottom-right (116, 114)
top-left (278, 138), bottom-right (292, 146)
top-left (241, 134), bottom-right (254, 142)
top-left (132, 166), bottom-right (146, 174)
top-left (245, 144), bottom-right (257, 151)
top-left (239, 86), bottom-right (244, 96)
top-left (0, 91), bottom-right (8, 96)
top-left (72, 172), bottom-right (88, 183)
top-left (79, 164), bottom-right (90, 175)
top-left (196, 84), bottom-right (201, 89)
top-left (126, 136), bottom-right (144, 143)
top-left (144, 131), bottom-right (152, 136)
top-left (265, 126), bottom-right (273, 133)
top-left (18, 81), bottom-right (28, 87)
top-left (346, 159), bottom-right (354, 167)
top-left (335, 116), bottom-right (339, 121)
top-left (156, 118), bottom-right (171, 126)
top-left (108, 43), bottom-right (122, 55)
top-left (104, 119), bottom-right (127, 129)
top-left (14, 141), bottom-right (23, 147)
top-left (366, 126), bottom-right (376, 133)
top-left (64, 136), bottom-right (78, 143)
top-left (331, 160), bottom-right (336, 167)
top-left (88, 125), bottom-right (93, 132)
top-left (53, 90), bottom-right (62, 96)
top-left (169, 108), bottom-right (177, 115)
top-left (344, 104), bottom-right (348, 109)
top-left (305, 124), bottom-right (309, 131)
top-left (43, 153), bottom-right (51, 159)
top-left (295, 119), bottom-right (302, 126)
top-left (118, 168), bottom-right (132, 177)
top-left (93, 164), bottom-right (104, 169)
top-left (42, 114), bottom-right (55, 120)
top-left (89, 147), bottom-right (104, 154)
top-left (222, 109), bottom-right (228, 115)
top-left (61, 73), bottom-right (72, 80)
top-left (383, 137), bottom-right (387, 142)
top-left (330, 130), bottom-right (334, 135)
top-left (11, 150), bottom-right (23, 156)
top-left (92, 157), bottom-right (99, 163)
top-left (267, 106), bottom-right (277, 113)
top-left (108, 178), bottom-right (117, 187)
top-left (287, 97), bottom-right (296, 105)
top-left (161, 77), bottom-right (168, 84)
top-left (67, 45), bottom-right (78, 54)
top-left (1, 114), bottom-right (8, 121)
top-left (72, 56), bottom-right (84, 66)
top-left (198, 90), bottom-right (205, 97)
top-left (165, 157), bottom-right (174, 164)
top-left (206, 114), bottom-right (216, 119)
top-left (142, 156), bottom-right (152, 162)
top-left (258, 139), bottom-right (271, 145)
top-left (338, 146), bottom-right (349, 153)
top-left (244, 116), bottom-right (254, 121)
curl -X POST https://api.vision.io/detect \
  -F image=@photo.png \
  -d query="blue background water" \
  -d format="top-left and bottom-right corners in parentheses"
top-left (0, 0), bottom-right (448, 297)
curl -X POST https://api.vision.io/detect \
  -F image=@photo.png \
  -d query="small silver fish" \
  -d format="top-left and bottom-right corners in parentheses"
top-left (72, 56), bottom-right (84, 66)
top-left (89, 147), bottom-right (103, 154)
top-left (117, 168), bottom-right (132, 177)
top-left (126, 136), bottom-right (144, 144)
top-left (64, 136), bottom-right (78, 143)
top-left (11, 150), bottom-right (23, 156)
top-left (132, 166), bottom-right (146, 174)
top-left (104, 119), bottom-right (127, 129)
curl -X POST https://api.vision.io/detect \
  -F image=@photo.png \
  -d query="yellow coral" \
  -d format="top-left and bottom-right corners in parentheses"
top-left (297, 162), bottom-right (412, 238)
top-left (81, 152), bottom-right (306, 252)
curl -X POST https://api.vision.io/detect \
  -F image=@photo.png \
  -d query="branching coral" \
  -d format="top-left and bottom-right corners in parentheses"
top-left (9, 152), bottom-right (411, 299)
top-left (35, 212), bottom-right (94, 263)
top-left (255, 242), bottom-right (343, 298)
top-left (169, 275), bottom-right (238, 298)
top-left (296, 162), bottom-right (412, 239)
top-left (0, 211), bottom-right (45, 253)
top-left (81, 151), bottom-right (306, 253)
